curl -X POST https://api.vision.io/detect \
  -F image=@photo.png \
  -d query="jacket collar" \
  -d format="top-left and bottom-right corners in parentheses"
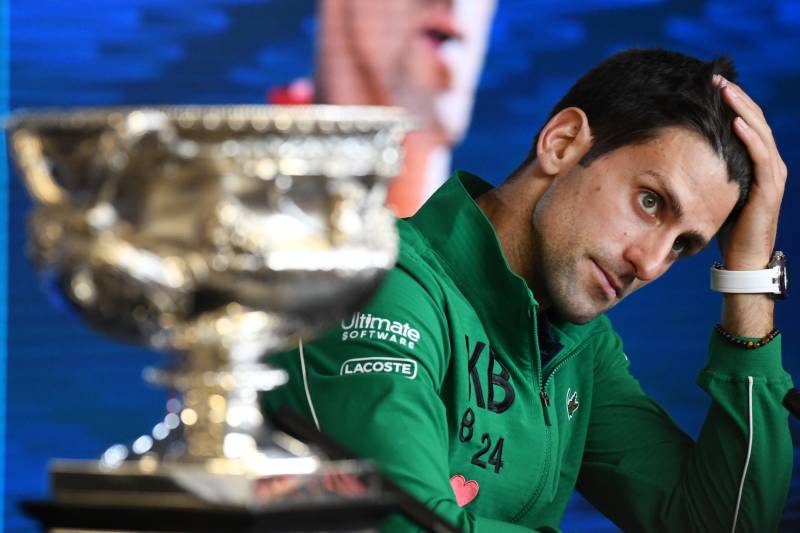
top-left (404, 171), bottom-right (537, 356)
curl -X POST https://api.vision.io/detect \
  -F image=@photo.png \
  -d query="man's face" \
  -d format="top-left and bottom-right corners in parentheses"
top-left (320, 0), bottom-right (495, 142)
top-left (532, 127), bottom-right (741, 324)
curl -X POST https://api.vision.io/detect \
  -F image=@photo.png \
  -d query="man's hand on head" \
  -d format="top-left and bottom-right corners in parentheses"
top-left (714, 75), bottom-right (788, 337)
top-left (714, 74), bottom-right (788, 270)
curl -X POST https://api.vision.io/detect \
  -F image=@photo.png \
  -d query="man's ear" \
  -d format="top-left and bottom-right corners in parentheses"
top-left (535, 107), bottom-right (592, 176)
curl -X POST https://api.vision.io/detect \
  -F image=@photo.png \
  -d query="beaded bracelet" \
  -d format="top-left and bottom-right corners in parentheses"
top-left (714, 323), bottom-right (780, 349)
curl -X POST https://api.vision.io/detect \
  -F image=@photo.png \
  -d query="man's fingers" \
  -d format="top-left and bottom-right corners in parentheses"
top-left (717, 77), bottom-right (766, 121)
top-left (733, 116), bottom-right (782, 195)
top-left (735, 112), bottom-right (788, 190)
top-left (721, 84), bottom-right (775, 151)
top-left (714, 76), bottom-right (772, 142)
top-left (716, 76), bottom-right (787, 190)
top-left (734, 117), bottom-right (786, 208)
top-left (734, 116), bottom-right (772, 168)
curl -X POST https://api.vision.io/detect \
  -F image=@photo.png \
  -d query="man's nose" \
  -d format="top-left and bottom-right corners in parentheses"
top-left (622, 234), bottom-right (674, 282)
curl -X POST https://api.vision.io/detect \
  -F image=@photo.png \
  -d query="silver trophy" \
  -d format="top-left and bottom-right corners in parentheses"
top-left (7, 105), bottom-right (414, 520)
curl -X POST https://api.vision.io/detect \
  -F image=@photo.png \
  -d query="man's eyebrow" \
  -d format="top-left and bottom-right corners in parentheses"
top-left (642, 170), bottom-right (710, 251)
top-left (642, 170), bottom-right (683, 219)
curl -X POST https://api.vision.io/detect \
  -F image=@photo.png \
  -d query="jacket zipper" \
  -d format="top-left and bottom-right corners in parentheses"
top-left (530, 302), bottom-right (554, 426)
top-left (542, 348), bottom-right (582, 391)
top-left (534, 310), bottom-right (587, 426)
top-left (518, 306), bottom-right (587, 522)
top-left (514, 301), bottom-right (554, 523)
top-left (539, 389), bottom-right (551, 426)
top-left (539, 344), bottom-right (587, 423)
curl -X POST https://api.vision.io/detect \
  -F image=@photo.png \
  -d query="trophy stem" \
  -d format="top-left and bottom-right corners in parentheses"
top-left (180, 347), bottom-right (230, 460)
top-left (140, 345), bottom-right (289, 464)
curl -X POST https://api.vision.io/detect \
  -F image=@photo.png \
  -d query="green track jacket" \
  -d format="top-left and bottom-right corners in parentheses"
top-left (262, 171), bottom-right (793, 532)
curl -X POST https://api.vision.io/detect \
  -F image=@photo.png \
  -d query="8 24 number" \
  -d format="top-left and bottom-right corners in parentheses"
top-left (459, 408), bottom-right (504, 474)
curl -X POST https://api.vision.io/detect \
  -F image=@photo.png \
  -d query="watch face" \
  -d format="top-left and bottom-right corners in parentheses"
top-left (772, 251), bottom-right (789, 299)
top-left (782, 256), bottom-right (789, 298)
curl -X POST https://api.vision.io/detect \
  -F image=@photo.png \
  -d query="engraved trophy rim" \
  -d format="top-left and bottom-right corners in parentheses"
top-left (4, 104), bottom-right (417, 132)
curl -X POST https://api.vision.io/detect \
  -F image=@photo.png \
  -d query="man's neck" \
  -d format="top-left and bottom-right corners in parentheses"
top-left (474, 170), bottom-right (552, 311)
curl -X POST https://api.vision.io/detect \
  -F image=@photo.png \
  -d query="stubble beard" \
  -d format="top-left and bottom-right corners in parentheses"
top-left (532, 213), bottom-right (608, 325)
top-left (541, 252), bottom-right (603, 325)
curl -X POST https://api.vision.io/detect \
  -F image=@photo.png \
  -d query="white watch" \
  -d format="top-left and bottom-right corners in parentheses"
top-left (710, 251), bottom-right (789, 299)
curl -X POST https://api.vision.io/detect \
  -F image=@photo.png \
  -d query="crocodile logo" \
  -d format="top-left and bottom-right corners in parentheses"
top-left (566, 388), bottom-right (579, 420)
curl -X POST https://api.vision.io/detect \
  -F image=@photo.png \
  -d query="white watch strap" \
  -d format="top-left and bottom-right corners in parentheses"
top-left (710, 265), bottom-right (782, 294)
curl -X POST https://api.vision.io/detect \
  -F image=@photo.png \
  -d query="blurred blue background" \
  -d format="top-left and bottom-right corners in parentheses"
top-left (4, 0), bottom-right (800, 531)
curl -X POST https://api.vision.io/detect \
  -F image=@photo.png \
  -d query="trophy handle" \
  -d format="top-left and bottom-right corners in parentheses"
top-left (10, 129), bottom-right (67, 205)
top-left (10, 110), bottom-right (179, 208)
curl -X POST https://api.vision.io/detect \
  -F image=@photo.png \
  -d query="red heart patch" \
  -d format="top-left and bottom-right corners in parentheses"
top-left (449, 474), bottom-right (479, 507)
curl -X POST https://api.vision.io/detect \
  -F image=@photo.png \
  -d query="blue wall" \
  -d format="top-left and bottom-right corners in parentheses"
top-left (1, 0), bottom-right (8, 528)
top-left (6, 1), bottom-right (800, 531)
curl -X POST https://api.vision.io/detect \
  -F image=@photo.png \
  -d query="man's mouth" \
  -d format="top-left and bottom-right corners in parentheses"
top-left (592, 260), bottom-right (622, 300)
top-left (422, 27), bottom-right (458, 47)
top-left (419, 16), bottom-right (462, 50)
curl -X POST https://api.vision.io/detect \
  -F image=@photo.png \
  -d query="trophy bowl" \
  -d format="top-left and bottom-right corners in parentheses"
top-left (7, 105), bottom-right (415, 508)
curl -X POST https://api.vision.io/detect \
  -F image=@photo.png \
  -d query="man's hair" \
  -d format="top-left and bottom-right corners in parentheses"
top-left (514, 48), bottom-right (753, 213)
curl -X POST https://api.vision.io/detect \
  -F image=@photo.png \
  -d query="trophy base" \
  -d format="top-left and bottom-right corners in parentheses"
top-left (23, 459), bottom-right (400, 532)
top-left (22, 498), bottom-right (395, 533)
top-left (50, 457), bottom-right (388, 508)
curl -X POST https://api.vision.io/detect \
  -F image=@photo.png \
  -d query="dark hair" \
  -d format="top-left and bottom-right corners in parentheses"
top-left (514, 48), bottom-right (753, 213)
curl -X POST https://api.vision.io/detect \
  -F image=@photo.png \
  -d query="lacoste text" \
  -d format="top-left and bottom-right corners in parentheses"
top-left (340, 357), bottom-right (418, 379)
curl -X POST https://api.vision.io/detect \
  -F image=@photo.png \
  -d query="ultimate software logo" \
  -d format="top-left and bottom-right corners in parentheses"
top-left (340, 312), bottom-right (421, 350)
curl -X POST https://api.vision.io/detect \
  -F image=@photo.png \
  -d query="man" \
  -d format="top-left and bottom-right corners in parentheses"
top-left (263, 49), bottom-right (792, 531)
top-left (316, 0), bottom-right (496, 216)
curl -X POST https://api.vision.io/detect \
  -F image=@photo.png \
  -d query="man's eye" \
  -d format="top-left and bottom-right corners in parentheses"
top-left (638, 191), bottom-right (660, 215)
top-left (671, 238), bottom-right (687, 256)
